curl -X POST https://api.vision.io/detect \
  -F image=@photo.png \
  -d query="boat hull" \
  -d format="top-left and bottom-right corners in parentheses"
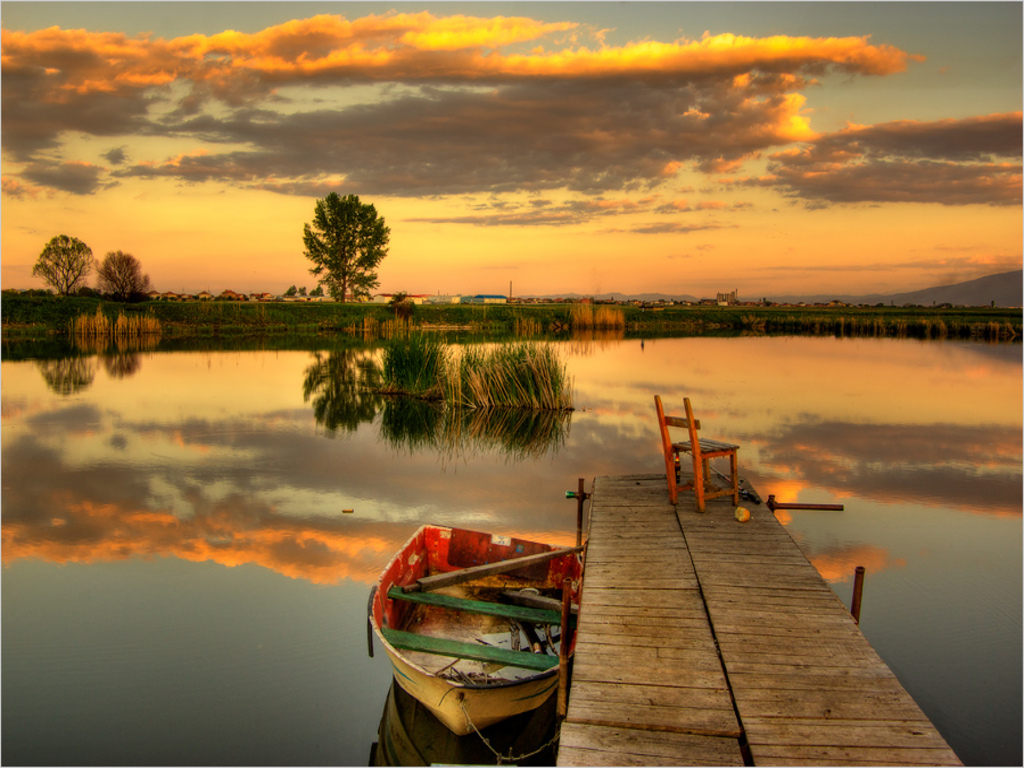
top-left (370, 525), bottom-right (582, 736)
top-left (381, 639), bottom-right (560, 735)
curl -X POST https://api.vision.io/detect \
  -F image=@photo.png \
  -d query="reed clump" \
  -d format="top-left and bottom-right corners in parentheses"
top-left (444, 343), bottom-right (574, 410)
top-left (379, 336), bottom-right (574, 411)
top-left (570, 304), bottom-right (625, 331)
top-left (380, 333), bottom-right (448, 399)
top-left (73, 307), bottom-right (161, 339)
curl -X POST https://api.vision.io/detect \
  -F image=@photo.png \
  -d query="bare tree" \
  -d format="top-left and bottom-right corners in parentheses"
top-left (33, 235), bottom-right (94, 295)
top-left (97, 250), bottom-right (151, 301)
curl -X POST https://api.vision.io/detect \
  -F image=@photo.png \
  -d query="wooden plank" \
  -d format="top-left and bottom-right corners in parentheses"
top-left (558, 722), bottom-right (744, 766)
top-left (386, 586), bottom-right (568, 626)
top-left (380, 628), bottom-right (558, 671)
top-left (558, 475), bottom-right (960, 767)
top-left (405, 544), bottom-right (583, 592)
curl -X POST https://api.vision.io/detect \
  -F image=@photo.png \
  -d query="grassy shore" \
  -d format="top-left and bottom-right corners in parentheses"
top-left (2, 292), bottom-right (1020, 343)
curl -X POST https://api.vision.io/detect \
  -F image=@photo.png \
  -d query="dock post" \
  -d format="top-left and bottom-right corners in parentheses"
top-left (557, 584), bottom-right (572, 718)
top-left (566, 478), bottom-right (590, 548)
top-left (851, 566), bottom-right (866, 623)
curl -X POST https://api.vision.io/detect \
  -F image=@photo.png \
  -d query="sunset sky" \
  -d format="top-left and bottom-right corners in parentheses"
top-left (2, 2), bottom-right (1021, 298)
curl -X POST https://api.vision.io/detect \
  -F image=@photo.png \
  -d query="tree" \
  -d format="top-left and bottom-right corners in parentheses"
top-left (33, 235), bottom-right (94, 295)
top-left (285, 285), bottom-right (298, 297)
top-left (303, 193), bottom-right (389, 302)
top-left (97, 250), bottom-right (151, 301)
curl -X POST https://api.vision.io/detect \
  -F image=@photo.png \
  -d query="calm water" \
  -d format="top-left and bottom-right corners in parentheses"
top-left (2, 335), bottom-right (1021, 766)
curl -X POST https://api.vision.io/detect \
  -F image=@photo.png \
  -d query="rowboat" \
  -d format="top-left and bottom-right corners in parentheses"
top-left (368, 525), bottom-right (583, 736)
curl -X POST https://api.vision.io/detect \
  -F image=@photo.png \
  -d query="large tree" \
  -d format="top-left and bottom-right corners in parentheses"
top-left (97, 250), bottom-right (151, 301)
top-left (33, 234), bottom-right (94, 295)
top-left (303, 193), bottom-right (389, 302)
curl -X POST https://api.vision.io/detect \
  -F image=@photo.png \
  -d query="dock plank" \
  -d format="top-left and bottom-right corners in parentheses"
top-left (556, 474), bottom-right (961, 767)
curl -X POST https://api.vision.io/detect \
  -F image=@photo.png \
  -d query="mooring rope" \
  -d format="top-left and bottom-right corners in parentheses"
top-left (456, 694), bottom-right (560, 765)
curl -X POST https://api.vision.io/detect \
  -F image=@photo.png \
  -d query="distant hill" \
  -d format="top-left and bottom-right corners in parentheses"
top-left (524, 270), bottom-right (1022, 307)
top-left (768, 270), bottom-right (1022, 308)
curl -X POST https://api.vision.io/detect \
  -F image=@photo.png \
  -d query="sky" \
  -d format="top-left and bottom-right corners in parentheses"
top-left (1, 2), bottom-right (1021, 298)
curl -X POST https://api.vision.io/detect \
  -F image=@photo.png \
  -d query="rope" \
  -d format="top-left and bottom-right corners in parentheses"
top-left (456, 693), bottom-right (560, 765)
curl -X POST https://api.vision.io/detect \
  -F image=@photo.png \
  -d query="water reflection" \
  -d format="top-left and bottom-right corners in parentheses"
top-left (371, 680), bottom-right (557, 766)
top-left (379, 398), bottom-right (571, 461)
top-left (35, 356), bottom-right (95, 395)
top-left (2, 337), bottom-right (1020, 766)
top-left (302, 347), bottom-right (383, 433)
top-left (302, 347), bottom-right (572, 460)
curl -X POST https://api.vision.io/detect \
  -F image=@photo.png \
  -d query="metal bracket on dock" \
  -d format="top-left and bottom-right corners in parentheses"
top-left (565, 478), bottom-right (591, 548)
top-left (766, 494), bottom-right (844, 512)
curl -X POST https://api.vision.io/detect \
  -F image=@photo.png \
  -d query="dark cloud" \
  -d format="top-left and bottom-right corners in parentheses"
top-left (751, 113), bottom-right (1024, 207)
top-left (103, 147), bottom-right (127, 165)
top-left (3, 15), bottom-right (1015, 210)
top-left (21, 160), bottom-right (109, 195)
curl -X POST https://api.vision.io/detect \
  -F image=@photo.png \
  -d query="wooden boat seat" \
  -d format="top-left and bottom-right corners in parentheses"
top-left (654, 395), bottom-right (740, 512)
top-left (380, 628), bottom-right (559, 672)
top-left (388, 586), bottom-right (572, 627)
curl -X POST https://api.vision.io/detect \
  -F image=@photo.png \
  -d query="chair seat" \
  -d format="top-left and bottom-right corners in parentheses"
top-left (672, 438), bottom-right (739, 453)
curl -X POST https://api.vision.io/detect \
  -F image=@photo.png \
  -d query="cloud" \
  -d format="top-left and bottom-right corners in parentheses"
top-left (3, 12), bottom-right (921, 197)
top-left (21, 159), bottom-right (109, 195)
top-left (750, 112), bottom-right (1023, 206)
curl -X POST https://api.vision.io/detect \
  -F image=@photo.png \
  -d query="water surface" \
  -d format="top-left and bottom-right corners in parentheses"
top-left (2, 336), bottom-right (1020, 765)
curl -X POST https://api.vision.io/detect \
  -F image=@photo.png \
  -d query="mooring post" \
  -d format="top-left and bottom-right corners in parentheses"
top-left (851, 565), bottom-right (866, 624)
top-left (557, 584), bottom-right (572, 719)
top-left (566, 478), bottom-right (590, 548)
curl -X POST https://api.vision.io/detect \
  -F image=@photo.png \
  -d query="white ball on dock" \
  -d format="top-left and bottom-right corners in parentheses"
top-left (734, 507), bottom-right (750, 522)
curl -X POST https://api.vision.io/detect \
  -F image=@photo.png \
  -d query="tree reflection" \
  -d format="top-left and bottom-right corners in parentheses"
top-left (302, 348), bottom-right (383, 432)
top-left (36, 357), bottom-right (96, 395)
top-left (102, 353), bottom-right (142, 379)
top-left (303, 346), bottom-right (572, 458)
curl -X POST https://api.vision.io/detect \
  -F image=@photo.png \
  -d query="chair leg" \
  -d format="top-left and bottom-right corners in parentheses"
top-left (663, 449), bottom-right (678, 505)
top-left (730, 452), bottom-right (739, 506)
top-left (694, 457), bottom-right (706, 513)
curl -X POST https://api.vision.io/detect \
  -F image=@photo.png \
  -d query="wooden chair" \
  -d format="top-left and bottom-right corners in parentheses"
top-left (654, 395), bottom-right (740, 512)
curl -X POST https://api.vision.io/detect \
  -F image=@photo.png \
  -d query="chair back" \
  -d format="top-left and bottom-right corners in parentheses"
top-left (682, 397), bottom-right (702, 460)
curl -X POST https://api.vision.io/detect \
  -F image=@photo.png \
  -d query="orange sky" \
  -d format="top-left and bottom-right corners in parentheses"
top-left (2, 2), bottom-right (1021, 297)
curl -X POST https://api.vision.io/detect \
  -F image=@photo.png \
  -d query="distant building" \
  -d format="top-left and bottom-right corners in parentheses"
top-left (467, 294), bottom-right (507, 305)
top-left (717, 290), bottom-right (738, 306)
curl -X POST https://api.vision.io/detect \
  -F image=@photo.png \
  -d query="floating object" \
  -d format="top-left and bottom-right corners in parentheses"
top-left (343, 509), bottom-right (354, 514)
top-left (368, 525), bottom-right (583, 735)
top-left (734, 507), bottom-right (751, 522)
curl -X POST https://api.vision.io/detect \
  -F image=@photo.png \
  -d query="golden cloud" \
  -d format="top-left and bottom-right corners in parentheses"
top-left (2, 13), bottom-right (917, 96)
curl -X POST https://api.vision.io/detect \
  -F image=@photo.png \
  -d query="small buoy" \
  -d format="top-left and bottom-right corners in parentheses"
top-left (734, 507), bottom-right (750, 522)
top-left (343, 509), bottom-right (354, 514)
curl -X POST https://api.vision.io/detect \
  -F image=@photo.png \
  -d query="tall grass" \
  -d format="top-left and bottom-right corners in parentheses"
top-left (380, 333), bottom-right (449, 399)
top-left (71, 307), bottom-right (161, 352)
top-left (570, 304), bottom-right (625, 331)
top-left (380, 337), bottom-right (574, 410)
top-left (443, 343), bottom-right (573, 410)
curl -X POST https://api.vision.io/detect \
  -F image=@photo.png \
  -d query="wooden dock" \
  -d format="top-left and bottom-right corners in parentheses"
top-left (557, 474), bottom-right (961, 766)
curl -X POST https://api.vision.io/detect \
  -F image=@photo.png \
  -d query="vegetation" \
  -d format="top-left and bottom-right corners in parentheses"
top-left (443, 343), bottom-right (574, 410)
top-left (570, 304), bottom-right (626, 331)
top-left (303, 193), bottom-right (390, 301)
top-left (2, 292), bottom-right (1020, 346)
top-left (32, 235), bottom-right (94, 295)
top-left (96, 250), bottom-right (151, 301)
top-left (379, 335), bottom-right (574, 410)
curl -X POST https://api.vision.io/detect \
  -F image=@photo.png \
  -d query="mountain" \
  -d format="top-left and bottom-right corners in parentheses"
top-left (523, 270), bottom-right (1022, 307)
top-left (767, 270), bottom-right (1022, 308)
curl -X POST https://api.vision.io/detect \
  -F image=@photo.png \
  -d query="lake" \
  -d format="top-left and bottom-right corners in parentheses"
top-left (2, 334), bottom-right (1020, 766)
